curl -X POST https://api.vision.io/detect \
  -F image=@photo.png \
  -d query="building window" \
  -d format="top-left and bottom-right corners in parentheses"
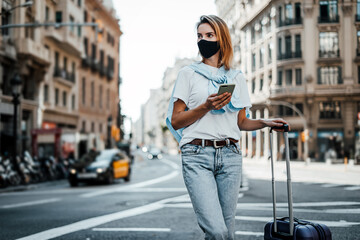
top-left (77, 26), bottom-right (81, 37)
top-left (285, 69), bottom-right (292, 86)
top-left (55, 51), bottom-right (59, 69)
top-left (91, 122), bottom-right (95, 132)
top-left (63, 57), bottom-right (67, 72)
top-left (318, 66), bottom-right (342, 85)
top-left (45, 6), bottom-right (50, 22)
top-left (91, 81), bottom-right (94, 107)
top-left (72, 94), bottom-right (75, 110)
top-left (259, 78), bottom-right (263, 91)
top-left (357, 31), bottom-right (360, 56)
top-left (295, 103), bottom-right (303, 115)
top-left (82, 120), bottom-right (86, 132)
top-left (319, 0), bottom-right (338, 23)
top-left (278, 6), bottom-right (283, 24)
top-left (278, 37), bottom-right (282, 58)
top-left (285, 36), bottom-right (291, 58)
top-left (99, 85), bottom-right (103, 108)
top-left (357, 0), bottom-right (360, 21)
top-left (251, 79), bottom-right (255, 93)
top-left (268, 42), bottom-right (273, 64)
top-left (91, 43), bottom-right (97, 60)
top-left (295, 3), bottom-right (301, 21)
top-left (84, 11), bottom-right (87, 22)
top-left (44, 84), bottom-right (49, 102)
top-left (99, 123), bottom-right (103, 133)
top-left (55, 88), bottom-right (59, 105)
top-left (259, 47), bottom-right (264, 68)
top-left (106, 89), bottom-right (110, 109)
top-left (252, 53), bottom-right (256, 71)
top-left (319, 101), bottom-right (341, 119)
top-left (319, 32), bottom-right (339, 57)
top-left (84, 38), bottom-right (88, 56)
top-left (69, 15), bottom-right (75, 33)
top-left (285, 4), bottom-right (293, 22)
top-left (295, 34), bottom-right (301, 57)
top-left (295, 69), bottom-right (302, 85)
top-left (63, 91), bottom-right (67, 107)
top-left (82, 77), bottom-right (86, 105)
top-left (251, 27), bottom-right (255, 44)
top-left (55, 11), bottom-right (62, 23)
top-left (285, 105), bottom-right (293, 116)
top-left (277, 70), bottom-right (283, 86)
top-left (71, 62), bottom-right (75, 82)
top-left (358, 66), bottom-right (360, 84)
top-left (77, 0), bottom-right (81, 7)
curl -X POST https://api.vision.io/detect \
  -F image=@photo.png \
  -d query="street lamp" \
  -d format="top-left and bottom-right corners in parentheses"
top-left (0, 1), bottom-right (33, 15)
top-left (10, 73), bottom-right (22, 175)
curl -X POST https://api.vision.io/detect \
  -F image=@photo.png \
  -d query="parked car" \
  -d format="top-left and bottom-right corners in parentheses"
top-left (68, 149), bottom-right (131, 187)
top-left (147, 148), bottom-right (163, 160)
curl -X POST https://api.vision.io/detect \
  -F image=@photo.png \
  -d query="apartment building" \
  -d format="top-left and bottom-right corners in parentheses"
top-left (215, 0), bottom-right (360, 162)
top-left (0, 0), bottom-right (122, 159)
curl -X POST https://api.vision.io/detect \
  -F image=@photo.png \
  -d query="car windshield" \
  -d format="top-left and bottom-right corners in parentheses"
top-left (94, 151), bottom-right (116, 163)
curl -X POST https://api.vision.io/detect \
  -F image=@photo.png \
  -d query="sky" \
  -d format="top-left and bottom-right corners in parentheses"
top-left (113, 0), bottom-right (217, 122)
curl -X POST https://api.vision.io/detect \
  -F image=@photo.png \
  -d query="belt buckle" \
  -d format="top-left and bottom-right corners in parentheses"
top-left (213, 140), bottom-right (222, 149)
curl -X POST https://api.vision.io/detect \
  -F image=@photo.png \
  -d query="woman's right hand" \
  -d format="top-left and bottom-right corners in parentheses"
top-left (204, 92), bottom-right (232, 110)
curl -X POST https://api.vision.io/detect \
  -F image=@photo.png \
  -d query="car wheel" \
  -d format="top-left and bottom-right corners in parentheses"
top-left (106, 170), bottom-right (114, 184)
top-left (69, 180), bottom-right (78, 187)
top-left (124, 169), bottom-right (131, 182)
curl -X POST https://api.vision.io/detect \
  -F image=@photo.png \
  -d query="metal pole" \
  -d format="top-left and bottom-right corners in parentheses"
top-left (12, 93), bottom-right (20, 175)
top-left (266, 100), bottom-right (309, 162)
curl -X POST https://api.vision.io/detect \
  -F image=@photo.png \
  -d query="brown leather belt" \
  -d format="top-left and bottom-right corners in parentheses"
top-left (188, 138), bottom-right (238, 148)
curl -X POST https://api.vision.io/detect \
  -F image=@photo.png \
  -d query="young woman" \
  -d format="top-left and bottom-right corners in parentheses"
top-left (166, 15), bottom-right (290, 240)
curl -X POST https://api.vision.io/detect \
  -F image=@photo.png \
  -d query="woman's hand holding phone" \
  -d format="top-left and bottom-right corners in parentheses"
top-left (205, 92), bottom-right (232, 110)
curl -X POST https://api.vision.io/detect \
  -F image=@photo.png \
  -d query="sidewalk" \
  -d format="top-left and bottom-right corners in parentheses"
top-left (243, 157), bottom-right (360, 186)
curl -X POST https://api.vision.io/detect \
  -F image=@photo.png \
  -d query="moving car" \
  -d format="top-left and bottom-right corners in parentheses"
top-left (147, 148), bottom-right (163, 160)
top-left (68, 149), bottom-right (131, 187)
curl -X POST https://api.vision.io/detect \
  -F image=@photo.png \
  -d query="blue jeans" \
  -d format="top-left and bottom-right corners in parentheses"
top-left (181, 143), bottom-right (242, 240)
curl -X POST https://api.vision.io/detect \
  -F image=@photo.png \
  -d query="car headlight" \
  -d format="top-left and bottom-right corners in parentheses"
top-left (158, 154), bottom-right (163, 159)
top-left (70, 168), bottom-right (77, 174)
top-left (147, 154), bottom-right (153, 159)
top-left (96, 168), bottom-right (105, 173)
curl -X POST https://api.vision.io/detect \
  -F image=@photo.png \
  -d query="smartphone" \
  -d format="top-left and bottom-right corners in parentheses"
top-left (217, 84), bottom-right (235, 95)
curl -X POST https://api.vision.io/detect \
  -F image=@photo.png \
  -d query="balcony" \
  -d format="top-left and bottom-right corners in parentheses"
top-left (106, 68), bottom-right (114, 80)
top-left (278, 18), bottom-right (302, 27)
top-left (15, 38), bottom-right (50, 65)
top-left (81, 56), bottom-right (91, 68)
top-left (319, 49), bottom-right (340, 58)
top-left (318, 15), bottom-right (339, 24)
top-left (90, 59), bottom-right (100, 73)
top-left (53, 67), bottom-right (75, 87)
top-left (270, 86), bottom-right (306, 98)
top-left (277, 51), bottom-right (302, 60)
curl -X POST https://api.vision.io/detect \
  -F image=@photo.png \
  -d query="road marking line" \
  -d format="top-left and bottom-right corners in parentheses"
top-left (321, 184), bottom-right (345, 188)
top-left (344, 186), bottom-right (360, 191)
top-left (92, 228), bottom-right (171, 232)
top-left (160, 159), bottom-right (179, 170)
top-left (0, 198), bottom-right (61, 209)
top-left (17, 194), bottom-right (188, 240)
top-left (235, 216), bottom-right (360, 227)
top-left (235, 231), bottom-right (264, 236)
top-left (80, 171), bottom-right (179, 198)
top-left (116, 187), bottom-right (187, 192)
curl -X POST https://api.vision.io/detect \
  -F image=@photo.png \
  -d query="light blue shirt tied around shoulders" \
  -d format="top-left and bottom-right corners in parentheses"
top-left (166, 62), bottom-right (251, 143)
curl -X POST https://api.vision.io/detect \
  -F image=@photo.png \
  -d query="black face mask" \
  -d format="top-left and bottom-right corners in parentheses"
top-left (197, 39), bottom-right (220, 58)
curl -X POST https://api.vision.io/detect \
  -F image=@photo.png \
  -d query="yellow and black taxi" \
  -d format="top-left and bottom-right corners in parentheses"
top-left (68, 149), bottom-right (131, 187)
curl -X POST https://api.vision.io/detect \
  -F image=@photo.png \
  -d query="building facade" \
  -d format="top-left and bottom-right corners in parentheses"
top-left (215, 0), bottom-right (360, 162)
top-left (0, 0), bottom-right (122, 159)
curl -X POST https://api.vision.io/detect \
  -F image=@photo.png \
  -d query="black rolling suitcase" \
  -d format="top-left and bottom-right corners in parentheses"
top-left (264, 124), bottom-right (332, 240)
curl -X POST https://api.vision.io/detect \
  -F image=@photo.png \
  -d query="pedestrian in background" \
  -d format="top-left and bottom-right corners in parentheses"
top-left (166, 15), bottom-right (290, 240)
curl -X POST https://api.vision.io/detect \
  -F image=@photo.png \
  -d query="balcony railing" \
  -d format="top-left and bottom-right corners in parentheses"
top-left (107, 68), bottom-right (114, 80)
top-left (277, 51), bottom-right (302, 60)
top-left (90, 59), bottom-right (100, 72)
top-left (318, 15), bottom-right (339, 24)
top-left (53, 67), bottom-right (74, 82)
top-left (319, 49), bottom-right (340, 58)
top-left (356, 14), bottom-right (360, 22)
top-left (278, 18), bottom-right (302, 27)
top-left (81, 56), bottom-right (91, 68)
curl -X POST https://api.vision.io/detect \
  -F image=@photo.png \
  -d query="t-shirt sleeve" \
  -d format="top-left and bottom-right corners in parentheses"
top-left (172, 67), bottom-right (194, 106)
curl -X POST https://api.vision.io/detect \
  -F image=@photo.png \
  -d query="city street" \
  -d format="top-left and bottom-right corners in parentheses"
top-left (0, 151), bottom-right (359, 240)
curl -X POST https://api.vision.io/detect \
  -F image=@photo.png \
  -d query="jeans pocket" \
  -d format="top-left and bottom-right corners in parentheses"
top-left (181, 144), bottom-right (201, 156)
top-left (228, 144), bottom-right (241, 155)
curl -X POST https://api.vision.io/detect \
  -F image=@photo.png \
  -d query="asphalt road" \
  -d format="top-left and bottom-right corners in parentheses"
top-left (0, 150), bottom-right (359, 240)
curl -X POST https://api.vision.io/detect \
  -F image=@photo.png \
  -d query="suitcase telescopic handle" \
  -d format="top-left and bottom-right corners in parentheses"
top-left (269, 123), bottom-right (294, 236)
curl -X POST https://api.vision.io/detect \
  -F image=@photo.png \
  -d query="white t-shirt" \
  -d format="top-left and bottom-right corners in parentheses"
top-left (173, 64), bottom-right (252, 147)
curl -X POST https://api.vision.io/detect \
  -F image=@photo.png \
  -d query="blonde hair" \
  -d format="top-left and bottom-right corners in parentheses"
top-left (197, 15), bottom-right (233, 70)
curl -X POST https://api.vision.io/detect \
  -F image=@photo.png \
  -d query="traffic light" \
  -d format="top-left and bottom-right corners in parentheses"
top-left (301, 129), bottom-right (309, 142)
top-left (95, 19), bottom-right (103, 43)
